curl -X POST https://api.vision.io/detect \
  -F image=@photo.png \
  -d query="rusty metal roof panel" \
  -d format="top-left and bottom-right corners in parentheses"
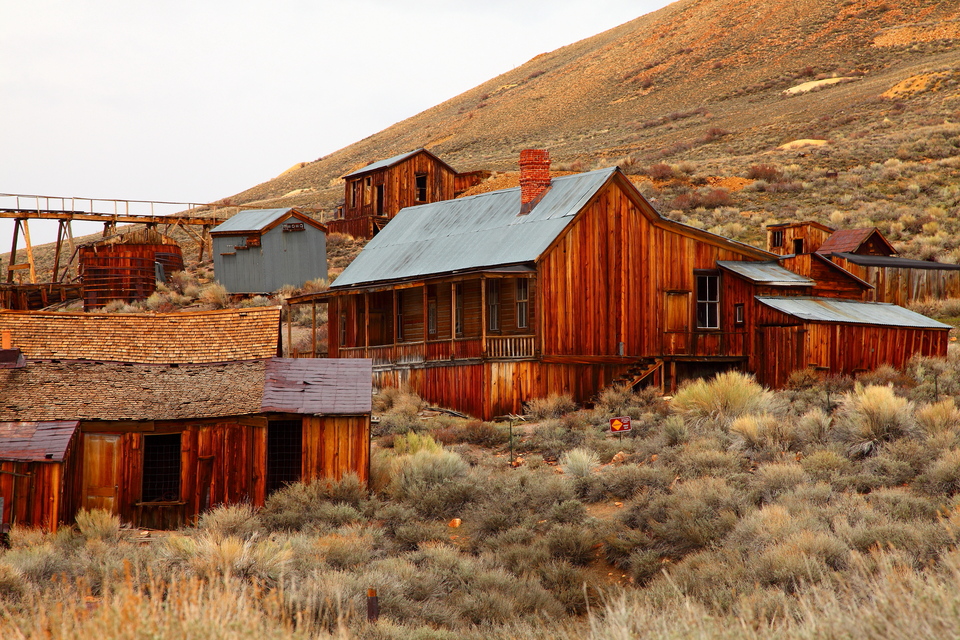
top-left (832, 252), bottom-right (960, 271)
top-left (331, 168), bottom-right (617, 288)
top-left (717, 261), bottom-right (814, 286)
top-left (210, 208), bottom-right (294, 234)
top-left (0, 421), bottom-right (79, 461)
top-left (342, 150), bottom-right (422, 178)
top-left (262, 358), bottom-right (372, 415)
top-left (756, 296), bottom-right (950, 329)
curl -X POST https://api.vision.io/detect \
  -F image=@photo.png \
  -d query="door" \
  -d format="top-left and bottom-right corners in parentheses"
top-left (662, 292), bottom-right (691, 355)
top-left (82, 434), bottom-right (120, 512)
top-left (266, 420), bottom-right (303, 495)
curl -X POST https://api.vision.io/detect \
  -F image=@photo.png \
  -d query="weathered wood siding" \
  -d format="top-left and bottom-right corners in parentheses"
top-left (832, 258), bottom-right (960, 305)
top-left (537, 177), bottom-right (758, 359)
top-left (0, 460), bottom-right (67, 531)
top-left (779, 254), bottom-right (869, 300)
top-left (303, 415), bottom-right (370, 484)
top-left (766, 224), bottom-right (833, 255)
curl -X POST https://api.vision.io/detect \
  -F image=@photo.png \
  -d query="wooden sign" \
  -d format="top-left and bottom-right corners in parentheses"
top-left (610, 416), bottom-right (631, 433)
top-left (282, 222), bottom-right (305, 232)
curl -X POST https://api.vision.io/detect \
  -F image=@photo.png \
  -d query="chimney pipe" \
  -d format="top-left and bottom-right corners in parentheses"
top-left (1, 331), bottom-right (10, 350)
top-left (519, 149), bottom-right (551, 214)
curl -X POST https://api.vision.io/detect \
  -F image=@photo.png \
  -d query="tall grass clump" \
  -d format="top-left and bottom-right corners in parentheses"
top-left (75, 508), bottom-right (121, 542)
top-left (198, 282), bottom-right (229, 308)
top-left (525, 393), bottom-right (577, 420)
top-left (560, 448), bottom-right (600, 478)
top-left (260, 474), bottom-right (366, 531)
top-left (836, 383), bottom-right (915, 456)
top-left (197, 503), bottom-right (261, 539)
top-left (672, 370), bottom-right (773, 428)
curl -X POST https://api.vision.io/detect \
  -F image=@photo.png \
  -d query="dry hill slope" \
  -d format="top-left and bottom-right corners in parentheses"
top-left (226, 0), bottom-right (960, 216)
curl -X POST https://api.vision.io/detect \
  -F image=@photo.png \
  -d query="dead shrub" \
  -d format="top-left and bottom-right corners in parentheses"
top-left (746, 164), bottom-right (783, 181)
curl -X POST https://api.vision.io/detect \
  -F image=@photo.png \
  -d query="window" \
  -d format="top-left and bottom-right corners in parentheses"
top-left (142, 433), bottom-right (181, 502)
top-left (735, 303), bottom-right (745, 325)
top-left (415, 173), bottom-right (428, 202)
top-left (265, 420), bottom-right (302, 495)
top-left (696, 273), bottom-right (719, 329)
top-left (363, 177), bottom-right (372, 205)
top-left (793, 238), bottom-right (805, 254)
top-left (349, 181), bottom-right (358, 208)
top-left (455, 283), bottom-right (463, 336)
top-left (516, 279), bottom-right (529, 329)
top-left (771, 230), bottom-right (783, 248)
top-left (396, 291), bottom-right (404, 342)
top-left (487, 280), bottom-right (500, 331)
top-left (428, 298), bottom-right (437, 336)
top-left (339, 312), bottom-right (347, 346)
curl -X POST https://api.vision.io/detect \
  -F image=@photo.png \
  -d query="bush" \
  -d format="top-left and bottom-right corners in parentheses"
top-left (198, 283), bottom-right (229, 308)
top-left (159, 533), bottom-right (291, 584)
top-left (75, 508), bottom-right (121, 542)
top-left (672, 371), bottom-right (773, 428)
top-left (546, 525), bottom-right (600, 566)
top-left (747, 164), bottom-right (783, 181)
top-left (836, 384), bottom-right (915, 456)
top-left (197, 504), bottom-right (261, 539)
top-left (260, 474), bottom-right (366, 531)
top-left (560, 448), bottom-right (600, 478)
top-left (730, 412), bottom-right (801, 454)
top-left (525, 394), bottom-right (577, 420)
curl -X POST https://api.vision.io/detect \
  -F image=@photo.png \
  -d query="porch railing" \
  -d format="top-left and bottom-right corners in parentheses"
top-left (337, 335), bottom-right (536, 363)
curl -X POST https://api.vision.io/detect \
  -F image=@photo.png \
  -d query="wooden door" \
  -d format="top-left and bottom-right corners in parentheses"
top-left (663, 292), bottom-right (690, 355)
top-left (82, 434), bottom-right (121, 513)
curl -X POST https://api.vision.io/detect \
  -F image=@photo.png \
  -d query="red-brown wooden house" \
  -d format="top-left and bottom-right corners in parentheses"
top-left (292, 151), bottom-right (948, 419)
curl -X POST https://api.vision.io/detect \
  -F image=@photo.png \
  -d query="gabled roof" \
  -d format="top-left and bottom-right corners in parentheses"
top-left (327, 167), bottom-right (773, 291)
top-left (330, 168), bottom-right (619, 288)
top-left (0, 358), bottom-right (371, 422)
top-left (0, 307), bottom-right (281, 365)
top-left (342, 148), bottom-right (456, 179)
top-left (0, 421), bottom-right (79, 462)
top-left (756, 296), bottom-right (950, 329)
top-left (717, 261), bottom-right (814, 286)
top-left (817, 228), bottom-right (896, 256)
top-left (210, 208), bottom-right (325, 236)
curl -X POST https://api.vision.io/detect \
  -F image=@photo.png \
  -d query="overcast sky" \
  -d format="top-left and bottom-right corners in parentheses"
top-left (1, 0), bottom-right (671, 246)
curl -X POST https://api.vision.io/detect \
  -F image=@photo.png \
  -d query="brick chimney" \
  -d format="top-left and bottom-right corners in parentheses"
top-left (519, 149), bottom-right (551, 214)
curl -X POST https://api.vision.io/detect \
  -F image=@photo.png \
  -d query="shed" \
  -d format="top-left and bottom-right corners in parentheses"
top-left (0, 358), bottom-right (372, 531)
top-left (212, 208), bottom-right (327, 294)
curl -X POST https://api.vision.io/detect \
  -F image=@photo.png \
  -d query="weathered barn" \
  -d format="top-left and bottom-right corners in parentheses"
top-left (212, 208), bottom-right (327, 294)
top-left (0, 357), bottom-right (371, 531)
top-left (328, 149), bottom-right (488, 239)
top-left (79, 228), bottom-right (185, 309)
top-left (291, 151), bottom-right (949, 419)
top-left (767, 221), bottom-right (960, 305)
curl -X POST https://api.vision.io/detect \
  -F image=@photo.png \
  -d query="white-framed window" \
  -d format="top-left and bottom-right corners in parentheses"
top-left (696, 273), bottom-right (719, 329)
top-left (487, 280), bottom-right (500, 331)
top-left (735, 303), bottom-right (745, 325)
top-left (516, 279), bottom-right (529, 329)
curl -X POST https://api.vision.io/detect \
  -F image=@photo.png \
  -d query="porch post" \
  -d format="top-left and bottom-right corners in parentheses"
top-left (311, 301), bottom-right (317, 357)
top-left (363, 292), bottom-right (370, 351)
top-left (450, 281), bottom-right (456, 357)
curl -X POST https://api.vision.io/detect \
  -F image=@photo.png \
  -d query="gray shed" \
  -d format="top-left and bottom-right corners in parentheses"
top-left (212, 208), bottom-right (328, 293)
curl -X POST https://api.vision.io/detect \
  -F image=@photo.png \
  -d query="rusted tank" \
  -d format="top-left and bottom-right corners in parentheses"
top-left (79, 228), bottom-right (184, 309)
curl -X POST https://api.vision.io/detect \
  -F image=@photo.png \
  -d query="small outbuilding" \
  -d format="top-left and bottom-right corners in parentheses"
top-left (212, 208), bottom-right (327, 294)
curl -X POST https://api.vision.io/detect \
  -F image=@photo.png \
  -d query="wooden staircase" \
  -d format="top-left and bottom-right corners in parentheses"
top-left (612, 358), bottom-right (663, 391)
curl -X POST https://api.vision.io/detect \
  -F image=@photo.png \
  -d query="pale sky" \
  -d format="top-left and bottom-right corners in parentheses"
top-left (1, 0), bottom-right (671, 246)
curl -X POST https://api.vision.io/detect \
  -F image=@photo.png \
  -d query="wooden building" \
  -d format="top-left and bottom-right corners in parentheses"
top-left (767, 222), bottom-right (960, 306)
top-left (79, 228), bottom-right (185, 310)
top-left (328, 149), bottom-right (487, 239)
top-left (291, 151), bottom-right (948, 419)
top-left (0, 357), bottom-right (371, 531)
top-left (211, 208), bottom-right (328, 294)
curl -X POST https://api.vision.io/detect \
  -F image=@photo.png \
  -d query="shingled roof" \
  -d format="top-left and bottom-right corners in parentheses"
top-left (817, 228), bottom-right (897, 256)
top-left (0, 358), bottom-right (372, 422)
top-left (0, 307), bottom-right (281, 364)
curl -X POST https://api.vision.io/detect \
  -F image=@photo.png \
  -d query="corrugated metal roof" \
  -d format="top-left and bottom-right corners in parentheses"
top-left (832, 252), bottom-right (960, 271)
top-left (331, 168), bottom-right (617, 288)
top-left (0, 421), bottom-right (79, 461)
top-left (342, 150), bottom-right (422, 178)
top-left (211, 208), bottom-right (293, 234)
top-left (756, 296), bottom-right (950, 329)
top-left (718, 261), bottom-right (814, 286)
top-left (262, 358), bottom-right (372, 415)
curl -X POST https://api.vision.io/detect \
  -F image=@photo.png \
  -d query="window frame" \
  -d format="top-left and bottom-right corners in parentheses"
top-left (487, 279), bottom-right (501, 332)
top-left (734, 303), bottom-right (745, 325)
top-left (141, 433), bottom-right (182, 503)
top-left (695, 272), bottom-right (720, 330)
top-left (396, 291), bottom-right (404, 342)
top-left (771, 229), bottom-right (783, 248)
top-left (415, 173), bottom-right (428, 202)
top-left (516, 279), bottom-right (529, 329)
top-left (454, 283), bottom-right (463, 337)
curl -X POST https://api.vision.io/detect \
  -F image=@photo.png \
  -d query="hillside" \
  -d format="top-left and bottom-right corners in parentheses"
top-left (213, 0), bottom-right (960, 258)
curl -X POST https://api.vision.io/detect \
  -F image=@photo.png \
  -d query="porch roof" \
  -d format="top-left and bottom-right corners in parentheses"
top-left (756, 296), bottom-right (950, 329)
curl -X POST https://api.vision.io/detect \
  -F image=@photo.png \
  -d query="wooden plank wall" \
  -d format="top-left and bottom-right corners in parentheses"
top-left (0, 460), bottom-right (65, 531)
top-left (303, 416), bottom-right (371, 484)
top-left (834, 259), bottom-right (960, 305)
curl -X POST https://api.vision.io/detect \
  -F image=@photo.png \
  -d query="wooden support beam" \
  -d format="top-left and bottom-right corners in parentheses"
top-left (311, 301), bottom-right (317, 357)
top-left (363, 292), bottom-right (370, 349)
top-left (286, 304), bottom-right (293, 357)
top-left (51, 220), bottom-right (66, 283)
top-left (481, 276), bottom-right (487, 357)
top-left (7, 219), bottom-right (20, 283)
top-left (21, 220), bottom-right (36, 284)
top-left (422, 286), bottom-right (428, 346)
